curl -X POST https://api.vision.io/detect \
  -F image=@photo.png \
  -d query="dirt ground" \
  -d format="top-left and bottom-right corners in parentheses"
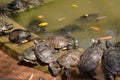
top-left (0, 50), bottom-right (92, 80)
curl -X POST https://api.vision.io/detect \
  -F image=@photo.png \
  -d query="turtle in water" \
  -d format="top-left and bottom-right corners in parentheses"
top-left (75, 13), bottom-right (107, 23)
top-left (8, 29), bottom-right (32, 45)
top-left (46, 33), bottom-right (79, 51)
top-left (103, 41), bottom-right (120, 80)
top-left (78, 40), bottom-right (103, 79)
top-left (57, 49), bottom-right (83, 77)
top-left (18, 46), bottom-right (37, 64)
top-left (33, 39), bottom-right (61, 76)
top-left (0, 20), bottom-right (13, 34)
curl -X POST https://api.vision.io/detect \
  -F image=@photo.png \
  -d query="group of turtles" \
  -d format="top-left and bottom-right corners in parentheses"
top-left (15, 26), bottom-right (120, 80)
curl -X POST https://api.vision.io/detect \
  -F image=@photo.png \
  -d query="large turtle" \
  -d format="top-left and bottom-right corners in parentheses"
top-left (8, 29), bottom-right (32, 45)
top-left (46, 33), bottom-right (79, 51)
top-left (104, 41), bottom-right (120, 80)
top-left (0, 20), bottom-right (13, 34)
top-left (33, 39), bottom-right (61, 76)
top-left (78, 40), bottom-right (103, 79)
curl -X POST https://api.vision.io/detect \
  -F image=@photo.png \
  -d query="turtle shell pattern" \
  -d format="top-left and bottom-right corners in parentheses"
top-left (47, 35), bottom-right (72, 49)
top-left (58, 49), bottom-right (81, 68)
top-left (79, 42), bottom-right (103, 72)
top-left (104, 46), bottom-right (120, 75)
top-left (34, 41), bottom-right (57, 63)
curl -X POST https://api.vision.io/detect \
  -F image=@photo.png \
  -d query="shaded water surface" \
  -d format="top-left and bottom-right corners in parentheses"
top-left (11, 0), bottom-right (120, 48)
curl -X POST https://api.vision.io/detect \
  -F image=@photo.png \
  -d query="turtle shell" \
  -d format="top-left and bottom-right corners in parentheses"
top-left (104, 41), bottom-right (120, 75)
top-left (8, 29), bottom-right (32, 43)
top-left (57, 49), bottom-right (82, 68)
top-left (34, 41), bottom-right (57, 63)
top-left (79, 40), bottom-right (103, 72)
top-left (47, 34), bottom-right (77, 50)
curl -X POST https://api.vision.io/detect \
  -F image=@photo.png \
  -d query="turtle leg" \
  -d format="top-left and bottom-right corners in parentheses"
top-left (65, 68), bottom-right (71, 78)
top-left (49, 62), bottom-right (61, 76)
top-left (106, 72), bottom-right (115, 80)
top-left (89, 70), bottom-right (97, 80)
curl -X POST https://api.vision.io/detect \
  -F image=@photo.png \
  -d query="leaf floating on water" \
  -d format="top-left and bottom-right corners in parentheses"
top-left (38, 15), bottom-right (44, 18)
top-left (58, 17), bottom-right (66, 21)
top-left (99, 36), bottom-right (112, 40)
top-left (72, 4), bottom-right (79, 7)
top-left (90, 26), bottom-right (101, 30)
top-left (39, 22), bottom-right (48, 27)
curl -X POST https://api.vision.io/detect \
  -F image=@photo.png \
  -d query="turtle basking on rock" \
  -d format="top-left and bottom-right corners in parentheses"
top-left (33, 39), bottom-right (61, 76)
top-left (57, 49), bottom-right (83, 77)
top-left (103, 41), bottom-right (120, 80)
top-left (8, 29), bottom-right (32, 45)
top-left (78, 40), bottom-right (103, 79)
top-left (46, 33), bottom-right (79, 51)
top-left (0, 20), bottom-right (13, 34)
top-left (18, 46), bottom-right (37, 64)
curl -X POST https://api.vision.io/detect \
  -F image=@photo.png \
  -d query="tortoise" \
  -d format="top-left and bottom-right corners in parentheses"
top-left (18, 46), bottom-right (37, 64)
top-left (46, 33), bottom-right (79, 51)
top-left (0, 20), bottom-right (13, 34)
top-left (33, 39), bottom-right (61, 76)
top-left (57, 49), bottom-right (83, 77)
top-left (8, 29), bottom-right (32, 45)
top-left (103, 41), bottom-right (120, 80)
top-left (78, 40), bottom-right (103, 79)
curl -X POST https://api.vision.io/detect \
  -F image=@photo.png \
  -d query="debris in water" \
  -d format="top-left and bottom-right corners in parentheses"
top-left (99, 36), bottom-right (112, 40)
top-left (90, 26), bottom-right (101, 30)
top-left (58, 17), bottom-right (66, 21)
top-left (39, 22), bottom-right (48, 27)
top-left (72, 4), bottom-right (78, 7)
top-left (38, 15), bottom-right (44, 18)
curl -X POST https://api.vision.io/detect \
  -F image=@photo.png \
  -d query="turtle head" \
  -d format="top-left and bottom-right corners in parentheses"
top-left (92, 39), bottom-right (102, 48)
top-left (105, 40), bottom-right (113, 49)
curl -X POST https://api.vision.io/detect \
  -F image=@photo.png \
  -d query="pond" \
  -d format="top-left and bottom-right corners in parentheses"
top-left (11, 0), bottom-right (120, 48)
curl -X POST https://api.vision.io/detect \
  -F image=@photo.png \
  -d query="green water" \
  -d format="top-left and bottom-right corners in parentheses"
top-left (11, 0), bottom-right (120, 48)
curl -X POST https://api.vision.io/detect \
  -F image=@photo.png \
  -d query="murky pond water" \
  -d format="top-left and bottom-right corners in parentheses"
top-left (11, 0), bottom-right (120, 48)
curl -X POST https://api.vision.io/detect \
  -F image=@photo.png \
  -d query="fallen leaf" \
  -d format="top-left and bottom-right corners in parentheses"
top-left (38, 15), bottom-right (44, 18)
top-left (39, 22), bottom-right (48, 27)
top-left (90, 26), bottom-right (101, 30)
top-left (72, 4), bottom-right (78, 7)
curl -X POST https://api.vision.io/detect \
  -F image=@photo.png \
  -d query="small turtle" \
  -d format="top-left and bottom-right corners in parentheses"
top-left (47, 33), bottom-right (79, 51)
top-left (18, 46), bottom-right (37, 64)
top-left (8, 29), bottom-right (32, 45)
top-left (34, 39), bottom-right (61, 76)
top-left (104, 41), bottom-right (120, 80)
top-left (0, 20), bottom-right (13, 33)
top-left (78, 40), bottom-right (103, 79)
top-left (57, 49), bottom-right (82, 77)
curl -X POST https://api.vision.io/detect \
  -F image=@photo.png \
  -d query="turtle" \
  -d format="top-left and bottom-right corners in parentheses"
top-left (46, 33), bottom-right (79, 51)
top-left (8, 29), bottom-right (32, 45)
top-left (103, 41), bottom-right (120, 80)
top-left (78, 40), bottom-right (103, 79)
top-left (75, 13), bottom-right (106, 23)
top-left (0, 20), bottom-right (13, 34)
top-left (57, 49), bottom-right (83, 77)
top-left (33, 39), bottom-right (61, 76)
top-left (7, 0), bottom-right (29, 10)
top-left (18, 46), bottom-right (37, 64)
